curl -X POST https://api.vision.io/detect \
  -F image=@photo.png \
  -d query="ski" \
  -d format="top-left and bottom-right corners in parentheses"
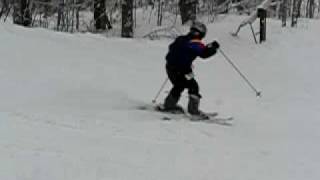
top-left (138, 104), bottom-right (233, 126)
top-left (189, 116), bottom-right (234, 126)
top-left (163, 113), bottom-right (234, 126)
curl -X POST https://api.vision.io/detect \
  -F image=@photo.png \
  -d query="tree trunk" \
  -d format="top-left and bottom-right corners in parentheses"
top-left (76, 7), bottom-right (80, 30)
top-left (13, 0), bottom-right (31, 26)
top-left (297, 0), bottom-right (303, 17)
top-left (281, 0), bottom-right (288, 27)
top-left (57, 0), bottom-right (64, 31)
top-left (1, 0), bottom-right (8, 7)
top-left (307, 0), bottom-right (315, 18)
top-left (310, 0), bottom-right (315, 18)
top-left (94, 0), bottom-right (107, 30)
top-left (291, 0), bottom-right (297, 27)
top-left (122, 0), bottom-right (134, 38)
top-left (216, 0), bottom-right (227, 6)
top-left (157, 0), bottom-right (164, 26)
top-left (319, 0), bottom-right (320, 16)
top-left (179, 0), bottom-right (198, 25)
top-left (291, 0), bottom-right (302, 27)
top-left (0, 0), bottom-right (9, 17)
top-left (106, 14), bottom-right (112, 29)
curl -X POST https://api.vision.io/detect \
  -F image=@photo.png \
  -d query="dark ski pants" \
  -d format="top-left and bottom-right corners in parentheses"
top-left (166, 65), bottom-right (201, 100)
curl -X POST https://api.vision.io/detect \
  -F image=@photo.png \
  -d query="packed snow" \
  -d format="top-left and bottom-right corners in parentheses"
top-left (0, 16), bottom-right (319, 180)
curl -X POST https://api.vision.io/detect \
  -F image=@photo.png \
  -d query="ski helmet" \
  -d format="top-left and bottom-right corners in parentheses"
top-left (190, 21), bottom-right (207, 39)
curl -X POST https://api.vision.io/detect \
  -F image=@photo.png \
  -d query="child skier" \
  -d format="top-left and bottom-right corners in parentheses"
top-left (159, 21), bottom-right (220, 118)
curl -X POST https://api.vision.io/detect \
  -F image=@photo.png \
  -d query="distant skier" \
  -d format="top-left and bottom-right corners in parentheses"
top-left (159, 21), bottom-right (220, 118)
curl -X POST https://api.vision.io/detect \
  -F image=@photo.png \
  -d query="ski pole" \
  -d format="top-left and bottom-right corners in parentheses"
top-left (152, 77), bottom-right (169, 103)
top-left (218, 48), bottom-right (262, 97)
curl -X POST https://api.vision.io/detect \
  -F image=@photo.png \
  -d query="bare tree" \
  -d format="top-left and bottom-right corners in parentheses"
top-left (179, 0), bottom-right (198, 24)
top-left (5, 0), bottom-right (317, 36)
top-left (281, 0), bottom-right (288, 26)
top-left (57, 0), bottom-right (64, 30)
top-left (318, 0), bottom-right (320, 16)
top-left (0, 0), bottom-right (9, 17)
top-left (291, 0), bottom-right (302, 27)
top-left (306, 0), bottom-right (315, 18)
top-left (122, 0), bottom-right (134, 37)
top-left (156, 0), bottom-right (164, 26)
top-left (13, 0), bottom-right (32, 26)
top-left (94, 0), bottom-right (107, 30)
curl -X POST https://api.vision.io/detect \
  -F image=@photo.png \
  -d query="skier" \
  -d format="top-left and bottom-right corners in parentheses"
top-left (159, 21), bottom-right (220, 118)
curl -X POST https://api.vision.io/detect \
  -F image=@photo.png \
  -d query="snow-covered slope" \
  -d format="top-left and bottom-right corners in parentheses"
top-left (1, 16), bottom-right (319, 180)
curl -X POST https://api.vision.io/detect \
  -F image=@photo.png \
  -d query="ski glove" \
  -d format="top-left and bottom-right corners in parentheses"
top-left (200, 41), bottom-right (219, 58)
top-left (185, 72), bottom-right (195, 80)
top-left (207, 41), bottom-right (220, 49)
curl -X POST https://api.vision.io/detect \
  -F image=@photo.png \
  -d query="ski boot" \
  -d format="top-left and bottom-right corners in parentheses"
top-left (188, 95), bottom-right (209, 120)
top-left (157, 94), bottom-right (184, 114)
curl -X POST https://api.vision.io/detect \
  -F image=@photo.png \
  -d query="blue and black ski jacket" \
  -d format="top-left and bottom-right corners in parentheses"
top-left (165, 34), bottom-right (217, 74)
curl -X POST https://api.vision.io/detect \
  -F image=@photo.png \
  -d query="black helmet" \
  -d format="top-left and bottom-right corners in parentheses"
top-left (190, 21), bottom-right (207, 39)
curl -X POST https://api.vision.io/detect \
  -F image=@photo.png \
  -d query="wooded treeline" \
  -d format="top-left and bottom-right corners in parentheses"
top-left (0, 0), bottom-right (319, 37)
